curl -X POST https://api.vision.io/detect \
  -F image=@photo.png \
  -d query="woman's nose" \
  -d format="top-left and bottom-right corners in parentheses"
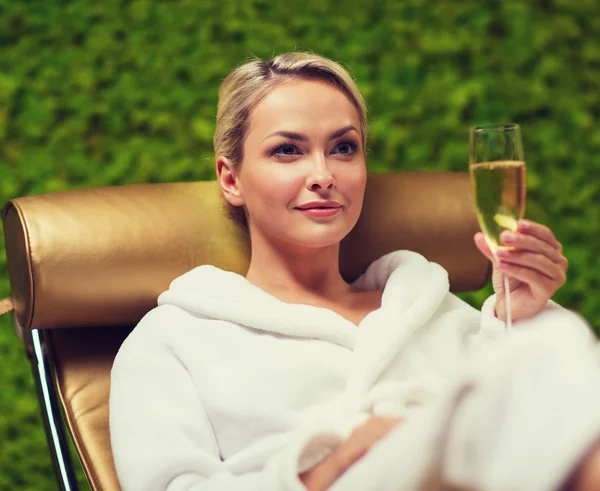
top-left (306, 155), bottom-right (335, 190)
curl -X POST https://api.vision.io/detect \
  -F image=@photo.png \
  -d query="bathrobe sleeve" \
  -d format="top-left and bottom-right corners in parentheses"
top-left (109, 321), bottom-right (337, 491)
top-left (479, 295), bottom-right (594, 337)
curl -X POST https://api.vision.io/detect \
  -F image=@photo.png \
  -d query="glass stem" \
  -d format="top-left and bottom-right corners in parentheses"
top-left (504, 273), bottom-right (512, 329)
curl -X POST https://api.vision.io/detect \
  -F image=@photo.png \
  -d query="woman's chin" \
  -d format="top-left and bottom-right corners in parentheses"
top-left (249, 220), bottom-right (356, 251)
top-left (289, 227), bottom-right (352, 250)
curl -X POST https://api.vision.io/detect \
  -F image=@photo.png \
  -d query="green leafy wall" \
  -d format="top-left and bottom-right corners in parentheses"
top-left (1, 0), bottom-right (599, 488)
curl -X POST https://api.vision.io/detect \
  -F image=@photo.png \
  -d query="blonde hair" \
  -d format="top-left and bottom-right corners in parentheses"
top-left (214, 52), bottom-right (368, 167)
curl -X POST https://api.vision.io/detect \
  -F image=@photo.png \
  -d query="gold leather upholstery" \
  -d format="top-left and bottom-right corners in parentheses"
top-left (3, 180), bottom-right (250, 336)
top-left (1, 172), bottom-right (490, 490)
top-left (3, 173), bottom-right (488, 335)
top-left (50, 326), bottom-right (131, 491)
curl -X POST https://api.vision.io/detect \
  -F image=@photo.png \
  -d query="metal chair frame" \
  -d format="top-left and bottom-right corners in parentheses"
top-left (19, 313), bottom-right (84, 491)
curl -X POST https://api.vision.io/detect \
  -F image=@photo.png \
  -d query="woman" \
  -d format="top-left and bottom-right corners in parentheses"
top-left (110, 52), bottom-right (600, 491)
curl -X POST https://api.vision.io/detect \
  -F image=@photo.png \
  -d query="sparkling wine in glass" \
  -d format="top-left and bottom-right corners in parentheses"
top-left (469, 124), bottom-right (527, 329)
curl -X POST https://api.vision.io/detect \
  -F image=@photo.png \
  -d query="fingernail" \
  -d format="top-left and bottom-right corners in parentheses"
top-left (518, 219), bottom-right (530, 230)
top-left (501, 232), bottom-right (516, 243)
top-left (496, 249), bottom-right (509, 258)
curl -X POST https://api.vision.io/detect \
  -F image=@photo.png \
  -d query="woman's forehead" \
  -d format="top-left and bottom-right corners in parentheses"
top-left (248, 79), bottom-right (361, 137)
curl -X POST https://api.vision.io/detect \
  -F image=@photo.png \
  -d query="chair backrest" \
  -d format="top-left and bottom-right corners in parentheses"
top-left (2, 172), bottom-right (489, 490)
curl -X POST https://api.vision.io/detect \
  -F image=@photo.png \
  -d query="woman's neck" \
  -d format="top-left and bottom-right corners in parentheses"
top-left (244, 237), bottom-right (352, 303)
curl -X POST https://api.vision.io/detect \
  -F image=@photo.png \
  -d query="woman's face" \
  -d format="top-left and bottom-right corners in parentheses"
top-left (225, 79), bottom-right (366, 251)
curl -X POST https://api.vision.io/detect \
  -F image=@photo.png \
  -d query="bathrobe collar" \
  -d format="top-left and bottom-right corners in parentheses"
top-left (157, 251), bottom-right (449, 356)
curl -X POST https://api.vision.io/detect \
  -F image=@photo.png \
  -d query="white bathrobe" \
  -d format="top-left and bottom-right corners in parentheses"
top-left (109, 251), bottom-right (600, 491)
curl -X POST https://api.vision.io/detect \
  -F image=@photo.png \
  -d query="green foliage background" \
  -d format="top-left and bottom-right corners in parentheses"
top-left (1, 0), bottom-right (599, 488)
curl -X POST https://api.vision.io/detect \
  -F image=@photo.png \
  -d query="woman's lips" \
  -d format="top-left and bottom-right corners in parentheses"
top-left (296, 206), bottom-right (342, 218)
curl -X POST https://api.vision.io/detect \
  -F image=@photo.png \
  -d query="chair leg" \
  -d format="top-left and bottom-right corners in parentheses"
top-left (29, 328), bottom-right (80, 491)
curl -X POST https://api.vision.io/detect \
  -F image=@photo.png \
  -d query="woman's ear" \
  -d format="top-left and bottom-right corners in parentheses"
top-left (216, 156), bottom-right (244, 207)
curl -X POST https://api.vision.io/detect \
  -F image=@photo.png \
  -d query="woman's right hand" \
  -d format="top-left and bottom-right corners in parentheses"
top-left (299, 416), bottom-right (402, 491)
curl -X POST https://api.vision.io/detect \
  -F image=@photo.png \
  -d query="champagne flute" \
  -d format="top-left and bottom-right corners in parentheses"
top-left (469, 123), bottom-right (527, 329)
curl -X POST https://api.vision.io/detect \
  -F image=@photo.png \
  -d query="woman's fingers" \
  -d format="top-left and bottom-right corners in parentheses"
top-left (500, 231), bottom-right (565, 265)
top-left (515, 219), bottom-right (563, 251)
top-left (474, 232), bottom-right (496, 262)
top-left (497, 261), bottom-right (560, 297)
top-left (498, 220), bottom-right (569, 280)
top-left (500, 231), bottom-right (566, 264)
top-left (496, 249), bottom-right (567, 283)
top-left (475, 220), bottom-right (568, 320)
top-left (475, 228), bottom-right (568, 277)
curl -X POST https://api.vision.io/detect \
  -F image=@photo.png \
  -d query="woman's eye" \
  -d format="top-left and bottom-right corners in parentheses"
top-left (273, 144), bottom-right (300, 156)
top-left (332, 142), bottom-right (357, 155)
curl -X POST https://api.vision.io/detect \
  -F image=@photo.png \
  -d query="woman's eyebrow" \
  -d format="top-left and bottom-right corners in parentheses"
top-left (262, 131), bottom-right (309, 142)
top-left (329, 125), bottom-right (358, 140)
top-left (261, 125), bottom-right (358, 143)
